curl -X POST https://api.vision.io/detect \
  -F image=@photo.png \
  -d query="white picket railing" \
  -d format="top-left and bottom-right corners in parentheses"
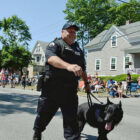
top-left (125, 68), bottom-right (140, 74)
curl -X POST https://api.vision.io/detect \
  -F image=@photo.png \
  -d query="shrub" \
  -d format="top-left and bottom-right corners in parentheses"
top-left (100, 74), bottom-right (140, 83)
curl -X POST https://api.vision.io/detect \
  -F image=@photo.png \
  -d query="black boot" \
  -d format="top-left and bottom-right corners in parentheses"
top-left (33, 131), bottom-right (42, 140)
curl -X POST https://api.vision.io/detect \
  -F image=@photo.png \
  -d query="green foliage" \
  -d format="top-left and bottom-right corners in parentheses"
top-left (114, 0), bottom-right (140, 26)
top-left (1, 15), bottom-right (31, 47)
top-left (131, 74), bottom-right (140, 82)
top-left (113, 74), bottom-right (127, 82)
top-left (0, 15), bottom-right (32, 72)
top-left (100, 74), bottom-right (140, 82)
top-left (1, 46), bottom-right (32, 70)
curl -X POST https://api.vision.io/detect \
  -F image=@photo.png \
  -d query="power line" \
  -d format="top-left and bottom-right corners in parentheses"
top-left (31, 18), bottom-right (65, 34)
top-left (32, 23), bottom-right (140, 41)
top-left (32, 29), bottom-right (61, 40)
top-left (117, 0), bottom-right (129, 4)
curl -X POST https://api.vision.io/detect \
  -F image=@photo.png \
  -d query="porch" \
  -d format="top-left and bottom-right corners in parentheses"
top-left (124, 45), bottom-right (140, 74)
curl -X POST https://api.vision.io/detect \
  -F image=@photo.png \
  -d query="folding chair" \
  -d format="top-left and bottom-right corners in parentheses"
top-left (126, 83), bottom-right (138, 96)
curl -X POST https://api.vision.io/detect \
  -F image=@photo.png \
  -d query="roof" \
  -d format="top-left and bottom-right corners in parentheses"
top-left (32, 40), bottom-right (49, 54)
top-left (123, 44), bottom-right (140, 54)
top-left (118, 21), bottom-right (140, 44)
top-left (85, 21), bottom-right (140, 50)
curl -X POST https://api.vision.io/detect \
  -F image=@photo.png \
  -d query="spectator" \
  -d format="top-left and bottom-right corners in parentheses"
top-left (126, 73), bottom-right (132, 95)
top-left (117, 82), bottom-right (124, 98)
top-left (21, 75), bottom-right (26, 89)
top-left (94, 72), bottom-right (98, 79)
top-left (106, 79), bottom-right (115, 93)
top-left (11, 73), bottom-right (16, 88)
top-left (1, 73), bottom-right (6, 88)
top-left (109, 84), bottom-right (117, 98)
top-left (137, 76), bottom-right (140, 89)
top-left (90, 78), bottom-right (99, 93)
top-left (78, 80), bottom-right (85, 91)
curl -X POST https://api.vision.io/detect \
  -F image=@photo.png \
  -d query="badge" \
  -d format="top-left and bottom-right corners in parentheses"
top-left (75, 51), bottom-right (80, 56)
top-left (49, 42), bottom-right (55, 47)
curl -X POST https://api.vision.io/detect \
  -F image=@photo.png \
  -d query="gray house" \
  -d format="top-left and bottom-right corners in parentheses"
top-left (28, 40), bottom-right (49, 77)
top-left (85, 21), bottom-right (140, 76)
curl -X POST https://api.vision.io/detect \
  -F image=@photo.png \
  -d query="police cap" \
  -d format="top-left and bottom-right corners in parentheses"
top-left (62, 22), bottom-right (79, 31)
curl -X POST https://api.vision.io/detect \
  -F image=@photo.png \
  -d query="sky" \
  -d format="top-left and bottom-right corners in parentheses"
top-left (0, 0), bottom-right (67, 51)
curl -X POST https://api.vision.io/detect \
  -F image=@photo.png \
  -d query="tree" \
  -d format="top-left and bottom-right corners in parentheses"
top-left (0, 15), bottom-right (31, 47)
top-left (115, 0), bottom-right (140, 25)
top-left (0, 50), bottom-right (2, 69)
top-left (64, 0), bottom-right (140, 47)
top-left (0, 15), bottom-right (32, 73)
top-left (64, 0), bottom-right (116, 47)
top-left (1, 45), bottom-right (32, 73)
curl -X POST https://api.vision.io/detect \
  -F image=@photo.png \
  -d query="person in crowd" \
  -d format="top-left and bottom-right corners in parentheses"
top-left (117, 82), bottom-right (124, 98)
top-left (137, 76), bottom-right (140, 89)
top-left (94, 72), bottom-right (98, 79)
top-left (90, 78), bottom-right (99, 93)
top-left (10, 73), bottom-right (16, 88)
top-left (33, 22), bottom-right (90, 140)
top-left (106, 79), bottom-right (115, 93)
top-left (126, 73), bottom-right (132, 95)
top-left (21, 75), bottom-right (26, 89)
top-left (109, 83), bottom-right (117, 98)
top-left (1, 73), bottom-right (6, 88)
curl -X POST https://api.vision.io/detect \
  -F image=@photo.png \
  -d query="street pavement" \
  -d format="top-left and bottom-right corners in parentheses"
top-left (0, 87), bottom-right (140, 140)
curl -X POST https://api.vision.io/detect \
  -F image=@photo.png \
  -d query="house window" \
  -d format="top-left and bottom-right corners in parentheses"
top-left (110, 57), bottom-right (117, 70)
top-left (125, 56), bottom-right (130, 68)
top-left (111, 35), bottom-right (117, 47)
top-left (95, 59), bottom-right (101, 71)
top-left (36, 56), bottom-right (40, 62)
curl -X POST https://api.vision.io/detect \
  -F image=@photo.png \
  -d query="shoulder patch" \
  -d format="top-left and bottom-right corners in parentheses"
top-left (49, 42), bottom-right (55, 47)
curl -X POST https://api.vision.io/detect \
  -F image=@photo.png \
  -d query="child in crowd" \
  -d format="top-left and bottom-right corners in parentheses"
top-left (117, 82), bottom-right (124, 98)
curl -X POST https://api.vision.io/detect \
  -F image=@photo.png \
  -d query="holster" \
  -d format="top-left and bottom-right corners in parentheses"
top-left (36, 75), bottom-right (49, 91)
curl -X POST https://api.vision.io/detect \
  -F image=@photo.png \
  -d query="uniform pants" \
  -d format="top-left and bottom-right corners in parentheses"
top-left (33, 96), bottom-right (80, 140)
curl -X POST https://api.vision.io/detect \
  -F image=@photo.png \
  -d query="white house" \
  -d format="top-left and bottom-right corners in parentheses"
top-left (85, 21), bottom-right (140, 76)
top-left (28, 40), bottom-right (49, 77)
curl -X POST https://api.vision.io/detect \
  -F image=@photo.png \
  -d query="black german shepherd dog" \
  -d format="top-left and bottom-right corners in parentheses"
top-left (77, 98), bottom-right (123, 140)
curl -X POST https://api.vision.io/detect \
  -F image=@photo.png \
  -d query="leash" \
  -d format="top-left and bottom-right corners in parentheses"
top-left (87, 91), bottom-right (104, 108)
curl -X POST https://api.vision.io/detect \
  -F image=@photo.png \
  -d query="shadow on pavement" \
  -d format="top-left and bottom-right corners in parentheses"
top-left (0, 93), bottom-right (39, 115)
top-left (81, 133), bottom-right (97, 140)
top-left (0, 93), bottom-right (66, 117)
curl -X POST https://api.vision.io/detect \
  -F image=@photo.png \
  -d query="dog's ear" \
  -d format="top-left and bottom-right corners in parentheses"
top-left (107, 97), bottom-right (111, 104)
top-left (118, 101), bottom-right (122, 108)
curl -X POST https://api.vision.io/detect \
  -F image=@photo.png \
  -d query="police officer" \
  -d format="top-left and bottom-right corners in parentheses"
top-left (33, 22), bottom-right (90, 140)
